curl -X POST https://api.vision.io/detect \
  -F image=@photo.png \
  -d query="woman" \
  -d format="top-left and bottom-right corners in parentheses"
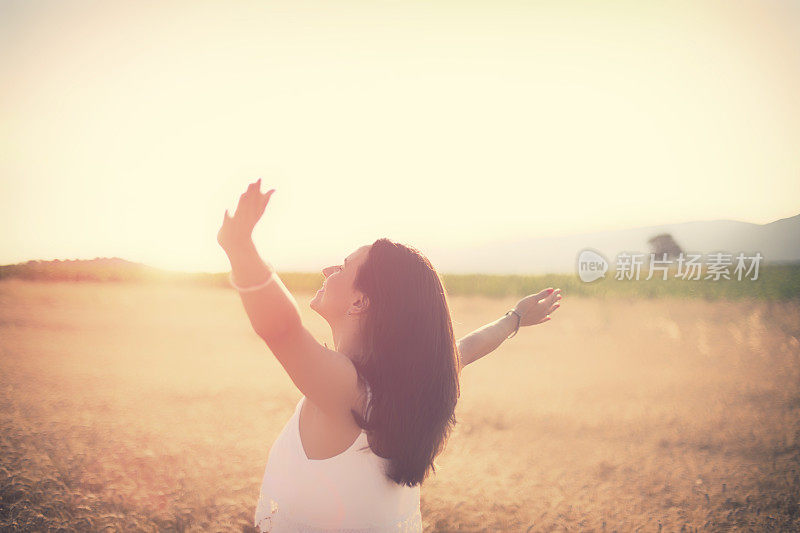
top-left (217, 179), bottom-right (563, 532)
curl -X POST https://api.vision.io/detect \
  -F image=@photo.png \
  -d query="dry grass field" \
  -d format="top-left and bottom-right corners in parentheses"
top-left (1, 279), bottom-right (799, 531)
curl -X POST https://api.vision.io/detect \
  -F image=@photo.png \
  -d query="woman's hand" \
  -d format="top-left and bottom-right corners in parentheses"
top-left (217, 179), bottom-right (276, 252)
top-left (513, 287), bottom-right (562, 327)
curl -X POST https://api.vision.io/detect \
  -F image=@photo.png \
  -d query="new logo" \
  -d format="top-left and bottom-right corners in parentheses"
top-left (577, 248), bottom-right (608, 283)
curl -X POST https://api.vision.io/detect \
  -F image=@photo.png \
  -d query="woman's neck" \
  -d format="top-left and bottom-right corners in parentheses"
top-left (331, 319), bottom-right (364, 364)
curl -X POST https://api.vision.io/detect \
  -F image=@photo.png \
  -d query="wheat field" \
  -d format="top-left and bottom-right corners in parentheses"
top-left (1, 279), bottom-right (798, 531)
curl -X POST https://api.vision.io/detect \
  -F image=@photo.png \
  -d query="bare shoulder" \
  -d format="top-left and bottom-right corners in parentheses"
top-left (303, 361), bottom-right (368, 424)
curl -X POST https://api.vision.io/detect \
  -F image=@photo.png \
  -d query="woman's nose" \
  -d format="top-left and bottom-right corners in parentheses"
top-left (322, 266), bottom-right (334, 278)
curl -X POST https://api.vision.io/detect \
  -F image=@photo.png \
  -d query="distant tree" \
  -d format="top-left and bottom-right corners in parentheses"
top-left (647, 233), bottom-right (683, 260)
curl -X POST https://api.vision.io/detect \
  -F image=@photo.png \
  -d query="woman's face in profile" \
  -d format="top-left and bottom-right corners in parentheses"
top-left (310, 244), bottom-right (371, 322)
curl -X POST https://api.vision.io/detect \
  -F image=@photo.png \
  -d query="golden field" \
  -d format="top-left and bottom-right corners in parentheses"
top-left (1, 279), bottom-right (798, 531)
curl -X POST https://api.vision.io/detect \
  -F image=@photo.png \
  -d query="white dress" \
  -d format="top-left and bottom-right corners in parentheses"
top-left (254, 386), bottom-right (422, 532)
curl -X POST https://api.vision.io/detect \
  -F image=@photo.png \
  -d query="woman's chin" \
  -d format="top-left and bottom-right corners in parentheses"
top-left (310, 289), bottom-right (324, 308)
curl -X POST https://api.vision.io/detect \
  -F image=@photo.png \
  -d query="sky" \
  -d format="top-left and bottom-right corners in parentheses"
top-left (1, 0), bottom-right (798, 273)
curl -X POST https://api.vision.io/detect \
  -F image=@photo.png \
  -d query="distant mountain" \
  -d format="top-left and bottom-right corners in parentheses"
top-left (3, 214), bottom-right (798, 278)
top-left (0, 256), bottom-right (319, 291)
top-left (0, 257), bottom-right (173, 282)
top-left (423, 213), bottom-right (800, 274)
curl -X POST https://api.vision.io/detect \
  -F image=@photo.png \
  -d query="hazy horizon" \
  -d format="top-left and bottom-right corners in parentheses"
top-left (4, 210), bottom-right (797, 276)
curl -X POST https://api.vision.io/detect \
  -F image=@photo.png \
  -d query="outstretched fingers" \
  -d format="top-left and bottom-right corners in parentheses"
top-left (535, 287), bottom-right (554, 300)
top-left (539, 290), bottom-right (562, 323)
top-left (538, 287), bottom-right (562, 301)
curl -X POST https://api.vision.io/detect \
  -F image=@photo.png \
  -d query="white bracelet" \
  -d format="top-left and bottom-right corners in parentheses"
top-left (229, 269), bottom-right (276, 292)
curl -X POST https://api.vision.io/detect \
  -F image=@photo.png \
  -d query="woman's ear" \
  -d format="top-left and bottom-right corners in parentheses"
top-left (348, 295), bottom-right (369, 316)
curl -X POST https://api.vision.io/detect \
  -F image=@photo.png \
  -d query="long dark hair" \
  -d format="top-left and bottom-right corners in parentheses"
top-left (349, 238), bottom-right (461, 487)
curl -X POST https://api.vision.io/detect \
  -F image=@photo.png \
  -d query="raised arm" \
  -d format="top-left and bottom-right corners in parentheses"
top-left (457, 287), bottom-right (562, 372)
top-left (218, 180), bottom-right (298, 338)
top-left (218, 180), bottom-right (359, 419)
